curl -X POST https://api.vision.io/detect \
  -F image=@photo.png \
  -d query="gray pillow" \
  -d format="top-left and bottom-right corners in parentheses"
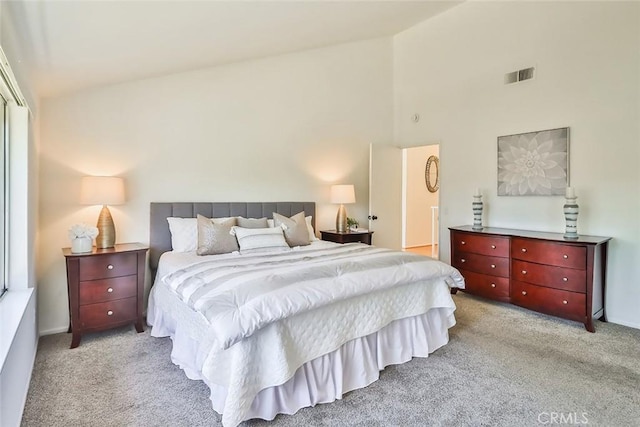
top-left (196, 214), bottom-right (239, 255)
top-left (273, 211), bottom-right (311, 247)
top-left (237, 217), bottom-right (269, 228)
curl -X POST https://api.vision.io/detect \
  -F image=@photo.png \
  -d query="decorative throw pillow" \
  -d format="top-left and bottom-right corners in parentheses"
top-left (196, 215), bottom-right (239, 255)
top-left (267, 216), bottom-right (316, 240)
top-left (167, 217), bottom-right (198, 252)
top-left (233, 226), bottom-right (290, 253)
top-left (167, 216), bottom-right (236, 252)
top-left (237, 217), bottom-right (269, 228)
top-left (273, 211), bottom-right (311, 247)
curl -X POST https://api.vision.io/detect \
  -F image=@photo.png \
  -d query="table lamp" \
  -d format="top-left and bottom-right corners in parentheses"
top-left (330, 184), bottom-right (355, 233)
top-left (80, 176), bottom-right (125, 248)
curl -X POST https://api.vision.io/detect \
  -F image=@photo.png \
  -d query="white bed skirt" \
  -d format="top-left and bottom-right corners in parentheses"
top-left (150, 299), bottom-right (455, 424)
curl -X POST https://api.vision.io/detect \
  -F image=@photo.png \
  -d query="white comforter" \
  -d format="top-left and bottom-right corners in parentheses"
top-left (161, 242), bottom-right (465, 351)
top-left (151, 241), bottom-right (465, 426)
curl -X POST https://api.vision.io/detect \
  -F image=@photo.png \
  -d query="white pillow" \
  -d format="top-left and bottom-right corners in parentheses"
top-left (167, 217), bottom-right (197, 252)
top-left (233, 226), bottom-right (289, 253)
top-left (305, 216), bottom-right (319, 241)
top-left (167, 216), bottom-right (235, 252)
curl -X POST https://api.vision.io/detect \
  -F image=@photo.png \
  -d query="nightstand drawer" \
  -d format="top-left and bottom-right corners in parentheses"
top-left (79, 275), bottom-right (138, 305)
top-left (79, 297), bottom-right (137, 329)
top-left (511, 281), bottom-right (586, 322)
top-left (512, 260), bottom-right (586, 293)
top-left (79, 253), bottom-right (137, 280)
top-left (511, 238), bottom-right (586, 269)
top-left (452, 233), bottom-right (509, 257)
top-left (452, 252), bottom-right (509, 277)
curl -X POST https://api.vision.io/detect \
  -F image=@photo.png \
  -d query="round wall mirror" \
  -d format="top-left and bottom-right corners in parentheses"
top-left (425, 155), bottom-right (439, 193)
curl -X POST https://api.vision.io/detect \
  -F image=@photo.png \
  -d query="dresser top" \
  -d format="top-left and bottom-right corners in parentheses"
top-left (62, 242), bottom-right (148, 257)
top-left (449, 225), bottom-right (611, 245)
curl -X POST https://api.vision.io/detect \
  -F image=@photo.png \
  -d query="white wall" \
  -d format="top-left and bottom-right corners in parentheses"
top-left (394, 1), bottom-right (640, 328)
top-left (403, 145), bottom-right (439, 248)
top-left (38, 38), bottom-right (394, 334)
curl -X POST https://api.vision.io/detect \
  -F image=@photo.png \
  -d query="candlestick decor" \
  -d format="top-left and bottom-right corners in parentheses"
top-left (472, 193), bottom-right (483, 230)
top-left (563, 190), bottom-right (579, 239)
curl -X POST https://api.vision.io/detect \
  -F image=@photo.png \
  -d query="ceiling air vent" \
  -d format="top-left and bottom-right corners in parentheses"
top-left (504, 66), bottom-right (535, 85)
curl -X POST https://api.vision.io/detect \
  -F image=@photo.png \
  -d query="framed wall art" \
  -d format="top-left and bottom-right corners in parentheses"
top-left (497, 127), bottom-right (569, 196)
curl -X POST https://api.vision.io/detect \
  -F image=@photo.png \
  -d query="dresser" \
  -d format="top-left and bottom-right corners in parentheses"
top-left (63, 243), bottom-right (148, 348)
top-left (449, 226), bottom-right (610, 332)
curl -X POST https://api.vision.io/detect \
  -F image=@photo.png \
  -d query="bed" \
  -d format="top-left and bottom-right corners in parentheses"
top-left (147, 202), bottom-right (465, 427)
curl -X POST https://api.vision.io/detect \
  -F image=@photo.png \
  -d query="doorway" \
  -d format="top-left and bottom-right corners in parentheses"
top-left (402, 145), bottom-right (439, 258)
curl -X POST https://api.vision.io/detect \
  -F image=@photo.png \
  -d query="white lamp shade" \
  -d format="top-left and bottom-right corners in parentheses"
top-left (80, 176), bottom-right (125, 206)
top-left (330, 184), bottom-right (356, 204)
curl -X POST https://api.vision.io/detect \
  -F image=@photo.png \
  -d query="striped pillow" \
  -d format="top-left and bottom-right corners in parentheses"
top-left (233, 226), bottom-right (290, 253)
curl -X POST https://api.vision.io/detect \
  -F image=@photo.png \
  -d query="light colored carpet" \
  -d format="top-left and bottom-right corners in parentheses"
top-left (22, 293), bottom-right (640, 426)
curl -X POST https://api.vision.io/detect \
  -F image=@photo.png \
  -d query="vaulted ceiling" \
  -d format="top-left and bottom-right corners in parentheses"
top-left (3, 0), bottom-right (461, 98)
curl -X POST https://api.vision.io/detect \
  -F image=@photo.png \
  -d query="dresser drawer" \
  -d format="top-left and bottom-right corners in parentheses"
top-left (511, 238), bottom-right (586, 270)
top-left (452, 252), bottom-right (509, 277)
top-left (79, 297), bottom-right (137, 330)
top-left (511, 281), bottom-right (585, 322)
top-left (79, 275), bottom-right (138, 305)
top-left (459, 270), bottom-right (510, 301)
top-left (452, 232), bottom-right (509, 257)
top-left (512, 260), bottom-right (586, 293)
top-left (79, 253), bottom-right (138, 281)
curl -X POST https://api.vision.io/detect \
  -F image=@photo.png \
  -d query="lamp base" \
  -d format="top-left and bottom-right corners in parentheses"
top-left (336, 204), bottom-right (348, 233)
top-left (96, 205), bottom-right (116, 248)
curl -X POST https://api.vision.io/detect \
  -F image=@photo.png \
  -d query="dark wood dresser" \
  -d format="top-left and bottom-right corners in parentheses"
top-left (449, 226), bottom-right (611, 332)
top-left (63, 243), bottom-right (148, 348)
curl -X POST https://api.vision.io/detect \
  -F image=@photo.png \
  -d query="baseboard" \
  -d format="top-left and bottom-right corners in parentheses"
top-left (605, 316), bottom-right (640, 330)
top-left (39, 326), bottom-right (69, 336)
top-left (403, 244), bottom-right (434, 249)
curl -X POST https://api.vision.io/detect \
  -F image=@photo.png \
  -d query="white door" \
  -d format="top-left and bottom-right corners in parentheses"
top-left (368, 144), bottom-right (403, 249)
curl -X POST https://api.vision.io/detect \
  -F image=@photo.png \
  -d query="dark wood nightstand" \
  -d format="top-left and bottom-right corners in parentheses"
top-left (63, 242), bottom-right (148, 348)
top-left (320, 230), bottom-right (374, 245)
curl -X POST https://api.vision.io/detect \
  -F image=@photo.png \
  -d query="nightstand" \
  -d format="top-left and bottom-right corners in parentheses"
top-left (320, 230), bottom-right (374, 245)
top-left (63, 243), bottom-right (148, 348)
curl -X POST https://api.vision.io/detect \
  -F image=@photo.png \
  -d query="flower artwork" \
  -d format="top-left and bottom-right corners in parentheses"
top-left (497, 127), bottom-right (569, 196)
top-left (68, 223), bottom-right (99, 240)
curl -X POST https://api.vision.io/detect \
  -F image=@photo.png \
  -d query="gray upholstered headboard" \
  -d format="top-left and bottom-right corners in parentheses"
top-left (149, 202), bottom-right (316, 273)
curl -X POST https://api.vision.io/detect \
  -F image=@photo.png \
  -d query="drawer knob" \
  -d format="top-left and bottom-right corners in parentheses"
top-left (461, 241), bottom-right (466, 245)
top-left (562, 277), bottom-right (568, 282)
top-left (521, 248), bottom-right (527, 253)
top-left (563, 255), bottom-right (568, 259)
top-left (107, 264), bottom-right (114, 270)
top-left (491, 264), bottom-right (496, 269)
top-left (562, 300), bottom-right (568, 305)
top-left (107, 310), bottom-right (114, 316)
top-left (107, 287), bottom-right (113, 293)
top-left (521, 291), bottom-right (527, 296)
top-left (491, 245), bottom-right (496, 249)
top-left (461, 259), bottom-right (466, 263)
top-left (490, 283), bottom-right (496, 288)
top-left (521, 270), bottom-right (527, 275)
